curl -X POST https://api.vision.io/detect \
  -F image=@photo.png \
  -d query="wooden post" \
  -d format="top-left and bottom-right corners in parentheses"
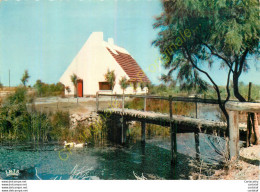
top-left (169, 95), bottom-right (173, 118)
top-left (173, 123), bottom-right (177, 165)
top-left (247, 82), bottom-right (252, 147)
top-left (141, 121), bottom-right (146, 144)
top-left (194, 132), bottom-right (200, 161)
top-left (122, 94), bottom-right (125, 112)
top-left (123, 118), bottom-right (128, 143)
top-left (144, 94), bottom-right (147, 111)
top-left (115, 94), bottom-right (117, 108)
top-left (195, 95), bottom-right (198, 118)
top-left (248, 82), bottom-right (252, 101)
top-left (110, 95), bottom-right (112, 108)
top-left (228, 110), bottom-right (239, 160)
top-left (96, 92), bottom-right (99, 111)
top-left (169, 95), bottom-right (175, 165)
top-left (121, 116), bottom-right (125, 144)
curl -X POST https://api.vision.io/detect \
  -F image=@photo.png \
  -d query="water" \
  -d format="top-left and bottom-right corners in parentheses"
top-left (0, 134), bottom-right (226, 180)
top-left (197, 104), bottom-right (223, 121)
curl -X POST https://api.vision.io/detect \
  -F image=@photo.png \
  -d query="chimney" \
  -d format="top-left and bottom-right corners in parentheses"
top-left (108, 38), bottom-right (114, 45)
top-left (89, 32), bottom-right (103, 42)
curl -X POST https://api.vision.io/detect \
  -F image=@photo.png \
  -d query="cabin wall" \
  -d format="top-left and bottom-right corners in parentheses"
top-left (60, 32), bottom-right (149, 96)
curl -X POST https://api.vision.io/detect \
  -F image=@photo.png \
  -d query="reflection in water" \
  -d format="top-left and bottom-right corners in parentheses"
top-left (0, 132), bottom-right (226, 180)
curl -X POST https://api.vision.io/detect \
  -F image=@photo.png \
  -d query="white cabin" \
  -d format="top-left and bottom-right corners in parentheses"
top-left (59, 32), bottom-right (150, 96)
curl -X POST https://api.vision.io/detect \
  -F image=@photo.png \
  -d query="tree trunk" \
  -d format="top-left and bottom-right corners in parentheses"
top-left (220, 103), bottom-right (230, 137)
top-left (233, 73), bottom-right (246, 102)
top-left (253, 113), bottom-right (260, 145)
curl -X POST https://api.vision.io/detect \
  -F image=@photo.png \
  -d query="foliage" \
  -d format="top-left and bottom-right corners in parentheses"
top-left (70, 74), bottom-right (77, 87)
top-left (70, 73), bottom-right (78, 97)
top-left (147, 82), bottom-right (260, 101)
top-left (125, 97), bottom-right (195, 115)
top-left (49, 111), bottom-right (70, 141)
top-left (104, 69), bottom-right (116, 91)
top-left (132, 81), bottom-right (138, 94)
top-left (33, 80), bottom-right (65, 97)
top-left (0, 86), bottom-right (105, 142)
top-left (153, 0), bottom-right (259, 95)
top-left (0, 87), bottom-right (35, 141)
top-left (140, 82), bottom-right (145, 91)
top-left (119, 76), bottom-right (130, 93)
top-left (21, 70), bottom-right (30, 86)
top-left (65, 86), bottom-right (71, 95)
top-left (153, 0), bottom-right (260, 136)
top-left (128, 123), bottom-right (170, 140)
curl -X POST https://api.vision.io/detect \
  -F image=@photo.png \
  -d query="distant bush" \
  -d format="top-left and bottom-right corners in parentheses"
top-left (33, 80), bottom-right (65, 97)
top-left (148, 82), bottom-right (260, 101)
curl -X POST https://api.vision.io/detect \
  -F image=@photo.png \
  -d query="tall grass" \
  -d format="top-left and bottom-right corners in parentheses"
top-left (125, 97), bottom-right (195, 139)
top-left (0, 87), bottom-right (104, 143)
top-left (125, 97), bottom-right (195, 115)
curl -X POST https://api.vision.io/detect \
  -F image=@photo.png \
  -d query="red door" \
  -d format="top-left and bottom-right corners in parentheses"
top-left (77, 79), bottom-right (83, 97)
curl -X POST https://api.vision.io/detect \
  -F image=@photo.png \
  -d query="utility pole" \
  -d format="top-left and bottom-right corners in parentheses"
top-left (9, 69), bottom-right (10, 88)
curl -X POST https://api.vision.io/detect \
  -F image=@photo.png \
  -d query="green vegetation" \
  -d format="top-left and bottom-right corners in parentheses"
top-left (34, 80), bottom-right (65, 97)
top-left (0, 87), bottom-right (103, 143)
top-left (70, 73), bottom-right (78, 97)
top-left (21, 70), bottom-right (30, 86)
top-left (119, 76), bottom-right (130, 94)
top-left (125, 97), bottom-right (195, 115)
top-left (104, 69), bottom-right (116, 91)
top-left (153, 0), bottom-right (260, 136)
top-left (148, 83), bottom-right (260, 101)
top-left (128, 122), bottom-right (170, 141)
top-left (65, 86), bottom-right (71, 96)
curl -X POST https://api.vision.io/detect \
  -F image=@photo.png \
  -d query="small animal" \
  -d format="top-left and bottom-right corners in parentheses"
top-left (63, 141), bottom-right (74, 148)
top-left (73, 142), bottom-right (87, 148)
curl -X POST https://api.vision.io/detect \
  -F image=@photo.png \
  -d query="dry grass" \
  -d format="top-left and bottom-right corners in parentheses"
top-left (212, 145), bottom-right (259, 180)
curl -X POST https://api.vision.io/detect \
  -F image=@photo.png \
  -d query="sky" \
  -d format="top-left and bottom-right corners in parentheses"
top-left (0, 0), bottom-right (259, 87)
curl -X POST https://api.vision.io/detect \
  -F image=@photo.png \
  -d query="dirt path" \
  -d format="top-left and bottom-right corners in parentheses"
top-left (30, 96), bottom-right (117, 115)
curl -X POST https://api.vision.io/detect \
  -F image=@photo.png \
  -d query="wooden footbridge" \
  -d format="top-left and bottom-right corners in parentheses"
top-left (96, 93), bottom-right (260, 164)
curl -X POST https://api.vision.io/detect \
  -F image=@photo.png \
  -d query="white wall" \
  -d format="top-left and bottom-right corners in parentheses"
top-left (60, 32), bottom-right (148, 96)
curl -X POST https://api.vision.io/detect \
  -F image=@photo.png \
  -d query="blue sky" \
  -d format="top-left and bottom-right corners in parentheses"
top-left (0, 0), bottom-right (259, 87)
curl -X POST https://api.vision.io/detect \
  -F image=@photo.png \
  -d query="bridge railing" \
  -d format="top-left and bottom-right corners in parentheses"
top-left (226, 102), bottom-right (260, 159)
top-left (96, 92), bottom-right (238, 119)
top-left (96, 93), bottom-right (260, 160)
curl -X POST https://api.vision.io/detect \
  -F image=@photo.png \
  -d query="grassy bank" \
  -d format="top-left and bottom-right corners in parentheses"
top-left (0, 87), bottom-right (103, 143)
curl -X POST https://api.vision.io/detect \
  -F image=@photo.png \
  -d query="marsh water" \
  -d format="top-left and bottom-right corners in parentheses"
top-left (0, 134), bottom-right (226, 180)
top-left (0, 105), bottom-right (226, 180)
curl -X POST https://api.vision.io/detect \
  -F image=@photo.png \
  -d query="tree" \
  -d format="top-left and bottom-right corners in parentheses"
top-left (21, 70), bottom-right (30, 87)
top-left (70, 74), bottom-right (78, 98)
top-left (119, 76), bottom-right (130, 95)
top-left (65, 86), bottom-right (71, 97)
top-left (119, 76), bottom-right (130, 110)
top-left (34, 80), bottom-right (43, 96)
top-left (153, 0), bottom-right (260, 137)
top-left (140, 82), bottom-right (145, 91)
top-left (0, 82), bottom-right (3, 90)
top-left (145, 82), bottom-right (152, 94)
top-left (132, 81), bottom-right (138, 94)
top-left (104, 69), bottom-right (116, 91)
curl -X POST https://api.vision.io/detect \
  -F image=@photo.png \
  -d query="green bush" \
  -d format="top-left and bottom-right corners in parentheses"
top-left (34, 80), bottom-right (65, 97)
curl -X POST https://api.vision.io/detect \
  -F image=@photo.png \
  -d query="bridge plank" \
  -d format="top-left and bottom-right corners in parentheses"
top-left (98, 108), bottom-right (227, 131)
